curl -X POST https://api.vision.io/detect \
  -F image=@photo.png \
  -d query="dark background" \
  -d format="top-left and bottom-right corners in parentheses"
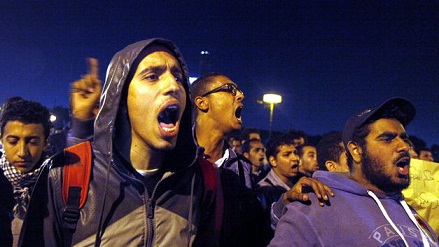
top-left (1, 1), bottom-right (438, 148)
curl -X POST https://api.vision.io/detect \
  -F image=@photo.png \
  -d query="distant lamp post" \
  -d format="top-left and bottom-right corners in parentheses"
top-left (50, 114), bottom-right (57, 123)
top-left (262, 94), bottom-right (282, 138)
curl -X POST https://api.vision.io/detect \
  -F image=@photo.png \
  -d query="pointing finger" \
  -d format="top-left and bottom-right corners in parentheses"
top-left (87, 57), bottom-right (99, 77)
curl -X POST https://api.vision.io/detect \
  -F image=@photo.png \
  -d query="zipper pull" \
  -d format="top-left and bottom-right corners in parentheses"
top-left (147, 198), bottom-right (155, 219)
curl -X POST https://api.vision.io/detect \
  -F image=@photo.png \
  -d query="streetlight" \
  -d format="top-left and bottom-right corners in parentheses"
top-left (50, 114), bottom-right (57, 123)
top-left (262, 93), bottom-right (282, 138)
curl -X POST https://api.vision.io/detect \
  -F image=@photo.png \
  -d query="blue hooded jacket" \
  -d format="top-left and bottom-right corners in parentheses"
top-left (269, 171), bottom-right (438, 247)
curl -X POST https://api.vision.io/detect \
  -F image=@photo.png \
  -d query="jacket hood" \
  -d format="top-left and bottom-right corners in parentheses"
top-left (93, 38), bottom-right (197, 171)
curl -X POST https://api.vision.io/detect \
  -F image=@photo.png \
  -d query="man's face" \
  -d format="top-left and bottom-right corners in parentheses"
top-left (231, 139), bottom-right (242, 153)
top-left (270, 144), bottom-right (300, 183)
top-left (299, 145), bottom-right (318, 176)
top-left (419, 150), bottom-right (434, 162)
top-left (360, 118), bottom-right (411, 193)
top-left (1, 121), bottom-right (47, 173)
top-left (203, 76), bottom-right (244, 133)
top-left (247, 141), bottom-right (266, 168)
top-left (127, 50), bottom-right (186, 152)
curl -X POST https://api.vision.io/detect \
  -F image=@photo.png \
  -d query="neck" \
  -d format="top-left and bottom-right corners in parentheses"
top-left (252, 165), bottom-right (260, 173)
top-left (274, 169), bottom-right (299, 188)
top-left (195, 120), bottom-right (227, 163)
top-left (349, 163), bottom-right (386, 194)
top-left (299, 167), bottom-right (312, 177)
top-left (130, 138), bottom-right (163, 171)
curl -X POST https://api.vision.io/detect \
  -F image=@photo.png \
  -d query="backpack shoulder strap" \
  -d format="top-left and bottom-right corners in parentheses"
top-left (62, 141), bottom-right (92, 209)
top-left (61, 141), bottom-right (92, 247)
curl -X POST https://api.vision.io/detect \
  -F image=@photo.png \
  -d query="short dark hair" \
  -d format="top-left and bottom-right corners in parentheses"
top-left (266, 134), bottom-right (295, 159)
top-left (316, 132), bottom-right (345, 171)
top-left (296, 143), bottom-right (316, 157)
top-left (0, 98), bottom-right (51, 139)
top-left (240, 127), bottom-right (261, 143)
top-left (416, 147), bottom-right (431, 155)
top-left (288, 129), bottom-right (307, 142)
top-left (226, 131), bottom-right (240, 143)
top-left (242, 138), bottom-right (262, 154)
top-left (346, 124), bottom-right (369, 169)
top-left (1, 96), bottom-right (24, 110)
top-left (189, 72), bottom-right (223, 118)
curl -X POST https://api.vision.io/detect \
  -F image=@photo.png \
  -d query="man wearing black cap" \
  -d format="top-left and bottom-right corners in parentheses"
top-left (269, 98), bottom-right (438, 246)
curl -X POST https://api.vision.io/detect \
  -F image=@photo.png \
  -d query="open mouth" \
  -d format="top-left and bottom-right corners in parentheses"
top-left (235, 106), bottom-right (243, 119)
top-left (158, 105), bottom-right (180, 133)
top-left (396, 157), bottom-right (410, 176)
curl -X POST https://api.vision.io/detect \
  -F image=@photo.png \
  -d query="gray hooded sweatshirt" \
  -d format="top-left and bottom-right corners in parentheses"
top-left (20, 38), bottom-right (204, 247)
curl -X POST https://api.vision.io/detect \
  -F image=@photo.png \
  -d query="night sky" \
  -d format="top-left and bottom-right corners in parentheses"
top-left (1, 1), bottom-right (438, 146)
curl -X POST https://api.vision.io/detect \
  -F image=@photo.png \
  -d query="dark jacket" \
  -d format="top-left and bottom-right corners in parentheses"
top-left (0, 167), bottom-right (13, 247)
top-left (199, 146), bottom-right (272, 247)
top-left (20, 39), bottom-right (204, 247)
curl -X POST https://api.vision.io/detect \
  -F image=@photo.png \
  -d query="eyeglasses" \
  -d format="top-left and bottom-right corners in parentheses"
top-left (201, 83), bottom-right (244, 97)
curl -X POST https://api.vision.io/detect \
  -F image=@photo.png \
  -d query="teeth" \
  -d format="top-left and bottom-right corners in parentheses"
top-left (162, 126), bottom-right (177, 133)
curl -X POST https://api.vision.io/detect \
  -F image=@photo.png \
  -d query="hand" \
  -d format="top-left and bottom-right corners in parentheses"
top-left (282, 176), bottom-right (334, 207)
top-left (70, 58), bottom-right (102, 119)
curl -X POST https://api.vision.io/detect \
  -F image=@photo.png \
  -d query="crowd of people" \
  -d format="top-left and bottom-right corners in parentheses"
top-left (0, 38), bottom-right (438, 247)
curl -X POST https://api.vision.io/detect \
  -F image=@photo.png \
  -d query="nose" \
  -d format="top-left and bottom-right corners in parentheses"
top-left (236, 89), bottom-right (244, 101)
top-left (396, 137), bottom-right (410, 153)
top-left (162, 71), bottom-right (183, 95)
top-left (17, 141), bottom-right (29, 157)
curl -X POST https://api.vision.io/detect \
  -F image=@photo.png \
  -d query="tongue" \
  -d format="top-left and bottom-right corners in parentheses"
top-left (160, 122), bottom-right (175, 129)
top-left (398, 165), bottom-right (409, 175)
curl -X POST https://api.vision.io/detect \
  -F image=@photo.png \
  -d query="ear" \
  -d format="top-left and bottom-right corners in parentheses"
top-left (269, 156), bottom-right (277, 167)
top-left (194, 96), bottom-right (209, 112)
top-left (347, 141), bottom-right (362, 163)
top-left (325, 160), bottom-right (337, 172)
top-left (243, 152), bottom-right (250, 159)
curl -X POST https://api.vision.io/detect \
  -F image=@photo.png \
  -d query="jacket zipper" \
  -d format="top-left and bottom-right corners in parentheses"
top-left (146, 196), bottom-right (155, 247)
top-left (145, 171), bottom-right (174, 247)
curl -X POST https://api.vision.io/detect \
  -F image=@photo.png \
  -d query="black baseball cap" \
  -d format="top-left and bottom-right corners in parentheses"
top-left (342, 97), bottom-right (416, 148)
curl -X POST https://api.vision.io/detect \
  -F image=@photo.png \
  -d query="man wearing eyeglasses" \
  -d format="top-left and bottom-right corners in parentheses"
top-left (190, 73), bottom-right (245, 166)
top-left (189, 73), bottom-right (333, 246)
top-left (190, 73), bottom-right (271, 246)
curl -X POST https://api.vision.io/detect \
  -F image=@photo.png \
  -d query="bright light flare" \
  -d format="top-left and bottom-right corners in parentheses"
top-left (263, 94), bottom-right (282, 104)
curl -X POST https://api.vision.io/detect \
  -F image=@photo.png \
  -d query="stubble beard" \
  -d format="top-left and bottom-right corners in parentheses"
top-left (361, 148), bottom-right (410, 194)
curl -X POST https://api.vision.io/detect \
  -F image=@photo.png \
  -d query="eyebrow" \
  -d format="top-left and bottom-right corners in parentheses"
top-left (136, 65), bottom-right (165, 78)
top-left (136, 65), bottom-right (182, 78)
top-left (6, 135), bottom-right (42, 140)
top-left (375, 131), bottom-right (408, 139)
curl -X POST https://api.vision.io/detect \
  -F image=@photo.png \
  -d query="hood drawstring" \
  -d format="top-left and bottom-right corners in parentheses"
top-left (400, 200), bottom-right (433, 247)
top-left (367, 190), bottom-right (434, 247)
top-left (367, 190), bottom-right (409, 247)
top-left (187, 173), bottom-right (196, 247)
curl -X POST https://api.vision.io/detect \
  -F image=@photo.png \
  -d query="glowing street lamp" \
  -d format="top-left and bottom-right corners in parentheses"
top-left (262, 94), bottom-right (282, 138)
top-left (50, 114), bottom-right (57, 123)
